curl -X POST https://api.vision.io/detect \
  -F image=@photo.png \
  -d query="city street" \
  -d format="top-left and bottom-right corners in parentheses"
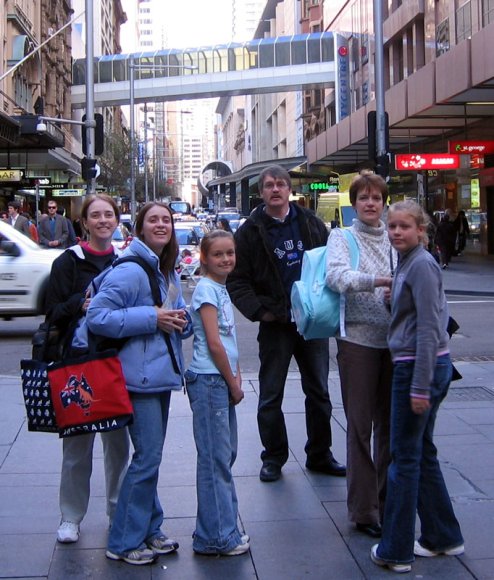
top-left (1, 251), bottom-right (494, 579)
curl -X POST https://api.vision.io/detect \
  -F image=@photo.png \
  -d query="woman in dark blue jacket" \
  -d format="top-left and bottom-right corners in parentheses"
top-left (87, 202), bottom-right (191, 566)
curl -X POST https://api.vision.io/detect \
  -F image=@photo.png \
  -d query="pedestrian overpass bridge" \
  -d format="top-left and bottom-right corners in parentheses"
top-left (71, 32), bottom-right (337, 107)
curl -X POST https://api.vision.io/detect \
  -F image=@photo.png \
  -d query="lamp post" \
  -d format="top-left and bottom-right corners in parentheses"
top-left (373, 0), bottom-right (389, 177)
top-left (127, 62), bottom-right (197, 222)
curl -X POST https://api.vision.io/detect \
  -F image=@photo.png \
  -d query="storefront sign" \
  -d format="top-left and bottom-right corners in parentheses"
top-left (395, 154), bottom-right (460, 171)
top-left (0, 169), bottom-right (23, 182)
top-left (52, 189), bottom-right (85, 197)
top-left (335, 34), bottom-right (350, 122)
top-left (449, 140), bottom-right (494, 155)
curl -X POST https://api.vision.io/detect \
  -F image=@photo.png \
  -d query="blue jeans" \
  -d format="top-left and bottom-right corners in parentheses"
top-left (185, 371), bottom-right (242, 554)
top-left (107, 391), bottom-right (171, 555)
top-left (377, 354), bottom-right (463, 564)
top-left (257, 321), bottom-right (332, 466)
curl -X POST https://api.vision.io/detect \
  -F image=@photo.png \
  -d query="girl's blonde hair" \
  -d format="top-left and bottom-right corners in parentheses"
top-left (200, 229), bottom-right (235, 274)
top-left (388, 200), bottom-right (430, 245)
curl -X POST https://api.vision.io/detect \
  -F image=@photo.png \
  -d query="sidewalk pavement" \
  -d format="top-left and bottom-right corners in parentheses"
top-left (1, 251), bottom-right (494, 579)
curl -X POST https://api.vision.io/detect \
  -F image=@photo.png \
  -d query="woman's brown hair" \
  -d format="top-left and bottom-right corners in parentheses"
top-left (134, 202), bottom-right (178, 277)
top-left (80, 194), bottom-right (120, 223)
top-left (349, 171), bottom-right (388, 205)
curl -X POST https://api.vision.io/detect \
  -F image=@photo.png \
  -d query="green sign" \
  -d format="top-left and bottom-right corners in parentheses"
top-left (471, 178), bottom-right (480, 208)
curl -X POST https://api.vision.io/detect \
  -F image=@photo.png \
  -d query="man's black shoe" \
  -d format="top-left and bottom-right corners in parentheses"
top-left (259, 463), bottom-right (281, 482)
top-left (305, 457), bottom-right (346, 477)
top-left (356, 523), bottom-right (382, 538)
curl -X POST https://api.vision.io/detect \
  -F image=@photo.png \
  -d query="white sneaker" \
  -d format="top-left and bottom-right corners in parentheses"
top-left (57, 521), bottom-right (80, 543)
top-left (222, 542), bottom-right (250, 556)
top-left (370, 544), bottom-right (411, 574)
top-left (414, 540), bottom-right (465, 557)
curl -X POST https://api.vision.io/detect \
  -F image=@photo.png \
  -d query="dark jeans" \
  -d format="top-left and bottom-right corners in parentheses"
top-left (257, 321), bottom-right (332, 466)
top-left (377, 354), bottom-right (463, 564)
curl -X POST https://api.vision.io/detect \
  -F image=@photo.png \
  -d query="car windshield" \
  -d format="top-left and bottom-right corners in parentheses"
top-left (175, 229), bottom-right (198, 245)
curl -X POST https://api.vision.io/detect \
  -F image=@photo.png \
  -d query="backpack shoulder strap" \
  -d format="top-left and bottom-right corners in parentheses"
top-left (112, 256), bottom-right (181, 375)
top-left (338, 229), bottom-right (360, 338)
top-left (113, 256), bottom-right (163, 307)
top-left (341, 229), bottom-right (360, 270)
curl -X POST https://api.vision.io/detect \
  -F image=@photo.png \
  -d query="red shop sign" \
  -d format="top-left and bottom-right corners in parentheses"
top-left (449, 140), bottom-right (494, 155)
top-left (395, 154), bottom-right (460, 171)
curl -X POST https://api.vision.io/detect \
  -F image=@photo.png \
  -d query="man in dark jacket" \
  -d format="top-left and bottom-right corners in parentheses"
top-left (227, 165), bottom-right (346, 482)
top-left (38, 200), bottom-right (69, 249)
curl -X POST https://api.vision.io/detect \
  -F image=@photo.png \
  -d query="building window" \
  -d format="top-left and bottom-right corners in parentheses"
top-left (456, 1), bottom-right (472, 43)
top-left (436, 18), bottom-right (450, 56)
top-left (483, 0), bottom-right (494, 25)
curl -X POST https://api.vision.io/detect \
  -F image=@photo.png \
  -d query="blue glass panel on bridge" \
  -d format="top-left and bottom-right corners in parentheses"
top-left (71, 32), bottom-right (337, 108)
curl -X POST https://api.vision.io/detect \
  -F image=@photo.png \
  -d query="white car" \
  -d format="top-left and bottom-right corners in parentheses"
top-left (0, 220), bottom-right (62, 319)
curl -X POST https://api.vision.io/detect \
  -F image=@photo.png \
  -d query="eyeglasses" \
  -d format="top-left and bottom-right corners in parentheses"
top-left (262, 180), bottom-right (289, 190)
top-left (48, 206), bottom-right (57, 209)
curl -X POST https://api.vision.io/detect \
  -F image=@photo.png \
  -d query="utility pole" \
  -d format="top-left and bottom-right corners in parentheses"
top-left (373, 0), bottom-right (390, 179)
top-left (84, 0), bottom-right (96, 194)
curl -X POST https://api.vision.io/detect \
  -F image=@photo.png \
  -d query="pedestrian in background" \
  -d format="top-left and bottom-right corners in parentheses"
top-left (325, 172), bottom-right (394, 538)
top-left (85, 202), bottom-right (191, 566)
top-left (216, 217), bottom-right (233, 233)
top-left (454, 210), bottom-right (470, 255)
top-left (7, 201), bottom-right (31, 238)
top-left (227, 164), bottom-right (345, 483)
top-left (371, 200), bottom-right (464, 574)
top-left (45, 194), bottom-right (130, 544)
top-left (435, 209), bottom-right (457, 269)
top-left (22, 211), bottom-right (39, 243)
top-left (185, 229), bottom-right (249, 556)
top-left (38, 200), bottom-right (69, 248)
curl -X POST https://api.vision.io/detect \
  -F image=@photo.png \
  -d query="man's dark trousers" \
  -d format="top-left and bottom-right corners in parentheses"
top-left (257, 320), bottom-right (332, 466)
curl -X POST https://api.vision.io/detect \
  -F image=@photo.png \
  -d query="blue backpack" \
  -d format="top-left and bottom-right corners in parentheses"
top-left (290, 229), bottom-right (359, 340)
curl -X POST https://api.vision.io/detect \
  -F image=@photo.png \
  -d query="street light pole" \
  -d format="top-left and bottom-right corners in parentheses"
top-left (127, 62), bottom-right (197, 220)
top-left (129, 56), bottom-right (136, 222)
top-left (373, 0), bottom-right (389, 177)
top-left (85, 0), bottom-right (96, 194)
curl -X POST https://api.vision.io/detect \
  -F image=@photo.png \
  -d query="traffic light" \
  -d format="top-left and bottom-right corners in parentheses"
top-left (82, 113), bottom-right (104, 156)
top-left (81, 157), bottom-right (97, 180)
top-left (375, 154), bottom-right (390, 180)
top-left (368, 111), bottom-right (390, 179)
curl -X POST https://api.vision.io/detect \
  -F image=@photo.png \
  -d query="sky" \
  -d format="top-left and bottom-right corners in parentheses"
top-left (120, 0), bottom-right (234, 53)
top-left (163, 0), bottom-right (233, 48)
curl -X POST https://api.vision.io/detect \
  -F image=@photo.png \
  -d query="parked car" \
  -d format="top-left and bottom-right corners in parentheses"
top-left (111, 223), bottom-right (132, 251)
top-left (174, 221), bottom-right (204, 277)
top-left (0, 220), bottom-right (62, 319)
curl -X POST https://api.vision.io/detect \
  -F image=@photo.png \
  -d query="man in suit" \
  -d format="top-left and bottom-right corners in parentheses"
top-left (38, 200), bottom-right (69, 248)
top-left (7, 201), bottom-right (31, 238)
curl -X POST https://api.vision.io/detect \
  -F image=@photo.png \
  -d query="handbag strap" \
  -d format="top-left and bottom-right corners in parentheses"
top-left (113, 255), bottom-right (181, 376)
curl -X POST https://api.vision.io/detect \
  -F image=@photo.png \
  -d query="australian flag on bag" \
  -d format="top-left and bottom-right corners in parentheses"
top-left (48, 350), bottom-right (133, 438)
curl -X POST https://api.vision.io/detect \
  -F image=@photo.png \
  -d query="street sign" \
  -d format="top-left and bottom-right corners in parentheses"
top-left (449, 140), bottom-right (494, 155)
top-left (395, 153), bottom-right (460, 171)
top-left (52, 189), bottom-right (85, 197)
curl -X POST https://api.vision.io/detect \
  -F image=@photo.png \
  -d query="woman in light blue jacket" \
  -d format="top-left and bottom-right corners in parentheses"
top-left (86, 202), bottom-right (191, 566)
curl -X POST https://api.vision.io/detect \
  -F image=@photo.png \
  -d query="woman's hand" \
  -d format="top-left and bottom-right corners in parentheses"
top-left (229, 378), bottom-right (244, 405)
top-left (375, 276), bottom-right (393, 288)
top-left (81, 289), bottom-right (91, 313)
top-left (410, 395), bottom-right (430, 415)
top-left (156, 307), bottom-right (188, 334)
